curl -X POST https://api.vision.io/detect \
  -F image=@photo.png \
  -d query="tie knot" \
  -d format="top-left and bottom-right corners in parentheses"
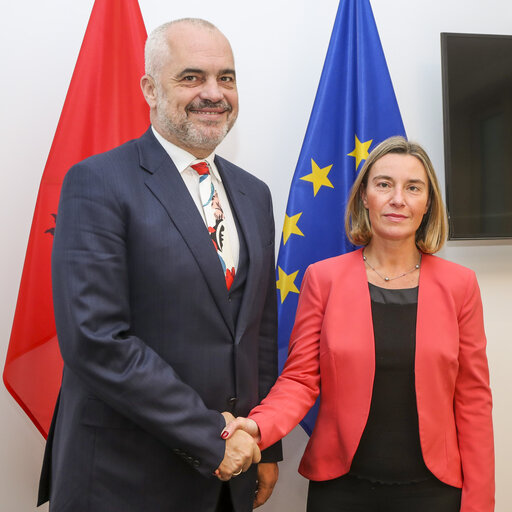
top-left (191, 161), bottom-right (210, 176)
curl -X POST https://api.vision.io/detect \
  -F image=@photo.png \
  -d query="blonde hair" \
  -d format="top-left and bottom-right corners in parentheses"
top-left (345, 136), bottom-right (447, 253)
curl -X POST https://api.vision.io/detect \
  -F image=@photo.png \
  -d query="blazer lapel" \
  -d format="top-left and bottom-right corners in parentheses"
top-left (415, 253), bottom-right (445, 379)
top-left (137, 130), bottom-right (235, 336)
top-left (216, 157), bottom-right (263, 342)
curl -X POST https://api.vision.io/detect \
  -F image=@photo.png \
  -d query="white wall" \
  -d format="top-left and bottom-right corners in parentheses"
top-left (1, 1), bottom-right (510, 510)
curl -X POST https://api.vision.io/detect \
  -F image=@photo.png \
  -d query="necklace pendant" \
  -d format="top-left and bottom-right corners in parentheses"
top-left (362, 249), bottom-right (422, 283)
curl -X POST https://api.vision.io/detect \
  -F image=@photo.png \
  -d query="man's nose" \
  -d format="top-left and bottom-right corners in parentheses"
top-left (199, 78), bottom-right (224, 102)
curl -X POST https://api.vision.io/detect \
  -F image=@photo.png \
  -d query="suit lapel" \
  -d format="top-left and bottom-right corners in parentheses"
top-left (215, 157), bottom-right (263, 342)
top-left (137, 130), bottom-right (235, 336)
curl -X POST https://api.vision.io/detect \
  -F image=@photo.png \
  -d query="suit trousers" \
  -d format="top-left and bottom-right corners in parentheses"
top-left (307, 474), bottom-right (462, 512)
top-left (215, 483), bottom-right (234, 512)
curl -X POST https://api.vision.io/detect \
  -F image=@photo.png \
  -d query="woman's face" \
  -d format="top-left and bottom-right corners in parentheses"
top-left (361, 153), bottom-right (430, 245)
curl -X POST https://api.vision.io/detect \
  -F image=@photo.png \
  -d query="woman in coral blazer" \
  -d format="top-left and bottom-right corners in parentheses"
top-left (223, 137), bottom-right (494, 512)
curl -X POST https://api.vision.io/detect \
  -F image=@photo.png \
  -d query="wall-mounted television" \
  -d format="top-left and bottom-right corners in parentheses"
top-left (441, 32), bottom-right (512, 239)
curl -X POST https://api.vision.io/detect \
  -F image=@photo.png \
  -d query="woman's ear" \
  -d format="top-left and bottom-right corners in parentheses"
top-left (361, 186), bottom-right (368, 209)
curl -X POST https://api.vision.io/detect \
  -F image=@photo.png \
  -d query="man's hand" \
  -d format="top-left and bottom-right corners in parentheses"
top-left (221, 411), bottom-right (235, 425)
top-left (254, 462), bottom-right (279, 508)
top-left (215, 414), bottom-right (261, 481)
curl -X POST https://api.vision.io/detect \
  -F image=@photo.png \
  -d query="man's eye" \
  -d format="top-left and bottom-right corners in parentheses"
top-left (183, 76), bottom-right (198, 82)
top-left (220, 76), bottom-right (234, 82)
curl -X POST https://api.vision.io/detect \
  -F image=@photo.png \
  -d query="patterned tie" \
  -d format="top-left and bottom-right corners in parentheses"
top-left (191, 161), bottom-right (236, 290)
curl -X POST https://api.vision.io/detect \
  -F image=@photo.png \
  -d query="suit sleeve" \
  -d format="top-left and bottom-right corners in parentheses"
top-left (250, 265), bottom-right (323, 450)
top-left (52, 161), bottom-right (226, 478)
top-left (455, 272), bottom-right (495, 512)
top-left (256, 187), bottom-right (282, 462)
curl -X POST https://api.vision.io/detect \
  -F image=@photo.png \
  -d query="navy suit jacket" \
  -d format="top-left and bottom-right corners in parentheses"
top-left (39, 128), bottom-right (281, 512)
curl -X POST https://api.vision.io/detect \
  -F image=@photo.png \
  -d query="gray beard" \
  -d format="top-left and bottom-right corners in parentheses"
top-left (162, 114), bottom-right (229, 151)
top-left (156, 98), bottom-right (235, 152)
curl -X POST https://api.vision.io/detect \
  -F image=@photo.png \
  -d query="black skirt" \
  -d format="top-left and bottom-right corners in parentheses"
top-left (307, 474), bottom-right (461, 512)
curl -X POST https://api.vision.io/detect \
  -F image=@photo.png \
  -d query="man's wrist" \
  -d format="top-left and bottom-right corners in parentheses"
top-left (221, 411), bottom-right (235, 427)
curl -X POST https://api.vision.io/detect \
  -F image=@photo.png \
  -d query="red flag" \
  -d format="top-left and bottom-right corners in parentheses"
top-left (3, 0), bottom-right (149, 438)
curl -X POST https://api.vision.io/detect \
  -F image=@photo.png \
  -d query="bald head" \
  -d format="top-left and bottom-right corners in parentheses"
top-left (140, 18), bottom-right (238, 157)
top-left (145, 19), bottom-right (232, 80)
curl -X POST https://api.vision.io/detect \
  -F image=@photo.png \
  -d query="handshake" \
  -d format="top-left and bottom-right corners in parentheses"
top-left (214, 412), bottom-right (262, 481)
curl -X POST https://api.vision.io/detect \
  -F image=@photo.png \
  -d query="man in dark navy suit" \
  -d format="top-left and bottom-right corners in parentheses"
top-left (39, 18), bottom-right (281, 512)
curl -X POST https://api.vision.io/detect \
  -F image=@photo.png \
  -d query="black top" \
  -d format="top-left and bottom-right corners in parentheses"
top-left (348, 283), bottom-right (433, 484)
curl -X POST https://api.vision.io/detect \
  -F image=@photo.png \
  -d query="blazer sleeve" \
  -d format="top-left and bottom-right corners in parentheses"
top-left (52, 161), bottom-right (226, 478)
top-left (455, 272), bottom-right (495, 512)
top-left (250, 265), bottom-right (324, 450)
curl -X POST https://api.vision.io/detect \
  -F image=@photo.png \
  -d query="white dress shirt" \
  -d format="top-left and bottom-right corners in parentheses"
top-left (152, 127), bottom-right (240, 270)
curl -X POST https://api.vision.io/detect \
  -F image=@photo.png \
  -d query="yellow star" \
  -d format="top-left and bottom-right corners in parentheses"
top-left (347, 135), bottom-right (373, 169)
top-left (276, 267), bottom-right (300, 304)
top-left (282, 212), bottom-right (305, 245)
top-left (300, 159), bottom-right (334, 197)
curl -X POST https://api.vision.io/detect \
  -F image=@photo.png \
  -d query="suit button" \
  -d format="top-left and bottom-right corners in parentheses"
top-left (227, 397), bottom-right (238, 408)
top-left (228, 296), bottom-right (232, 303)
top-left (193, 460), bottom-right (200, 468)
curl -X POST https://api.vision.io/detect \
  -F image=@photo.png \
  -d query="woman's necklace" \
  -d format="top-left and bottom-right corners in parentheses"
top-left (362, 249), bottom-right (421, 282)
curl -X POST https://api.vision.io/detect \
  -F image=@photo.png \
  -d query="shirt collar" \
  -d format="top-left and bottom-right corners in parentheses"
top-left (151, 126), bottom-right (221, 181)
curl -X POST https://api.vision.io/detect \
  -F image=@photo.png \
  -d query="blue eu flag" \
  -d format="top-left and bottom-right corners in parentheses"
top-left (276, 0), bottom-right (406, 435)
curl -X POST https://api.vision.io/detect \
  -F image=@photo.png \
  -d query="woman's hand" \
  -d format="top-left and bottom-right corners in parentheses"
top-left (221, 416), bottom-right (261, 443)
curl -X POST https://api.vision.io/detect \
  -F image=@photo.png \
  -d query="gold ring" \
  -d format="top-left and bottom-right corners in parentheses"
top-left (233, 469), bottom-right (242, 476)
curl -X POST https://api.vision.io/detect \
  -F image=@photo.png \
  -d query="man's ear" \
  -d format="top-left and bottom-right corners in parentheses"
top-left (140, 74), bottom-right (157, 109)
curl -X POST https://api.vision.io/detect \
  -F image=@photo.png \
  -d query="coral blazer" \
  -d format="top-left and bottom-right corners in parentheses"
top-left (250, 248), bottom-right (494, 512)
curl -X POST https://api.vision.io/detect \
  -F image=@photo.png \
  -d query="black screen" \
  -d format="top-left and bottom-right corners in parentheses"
top-left (441, 33), bottom-right (512, 239)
